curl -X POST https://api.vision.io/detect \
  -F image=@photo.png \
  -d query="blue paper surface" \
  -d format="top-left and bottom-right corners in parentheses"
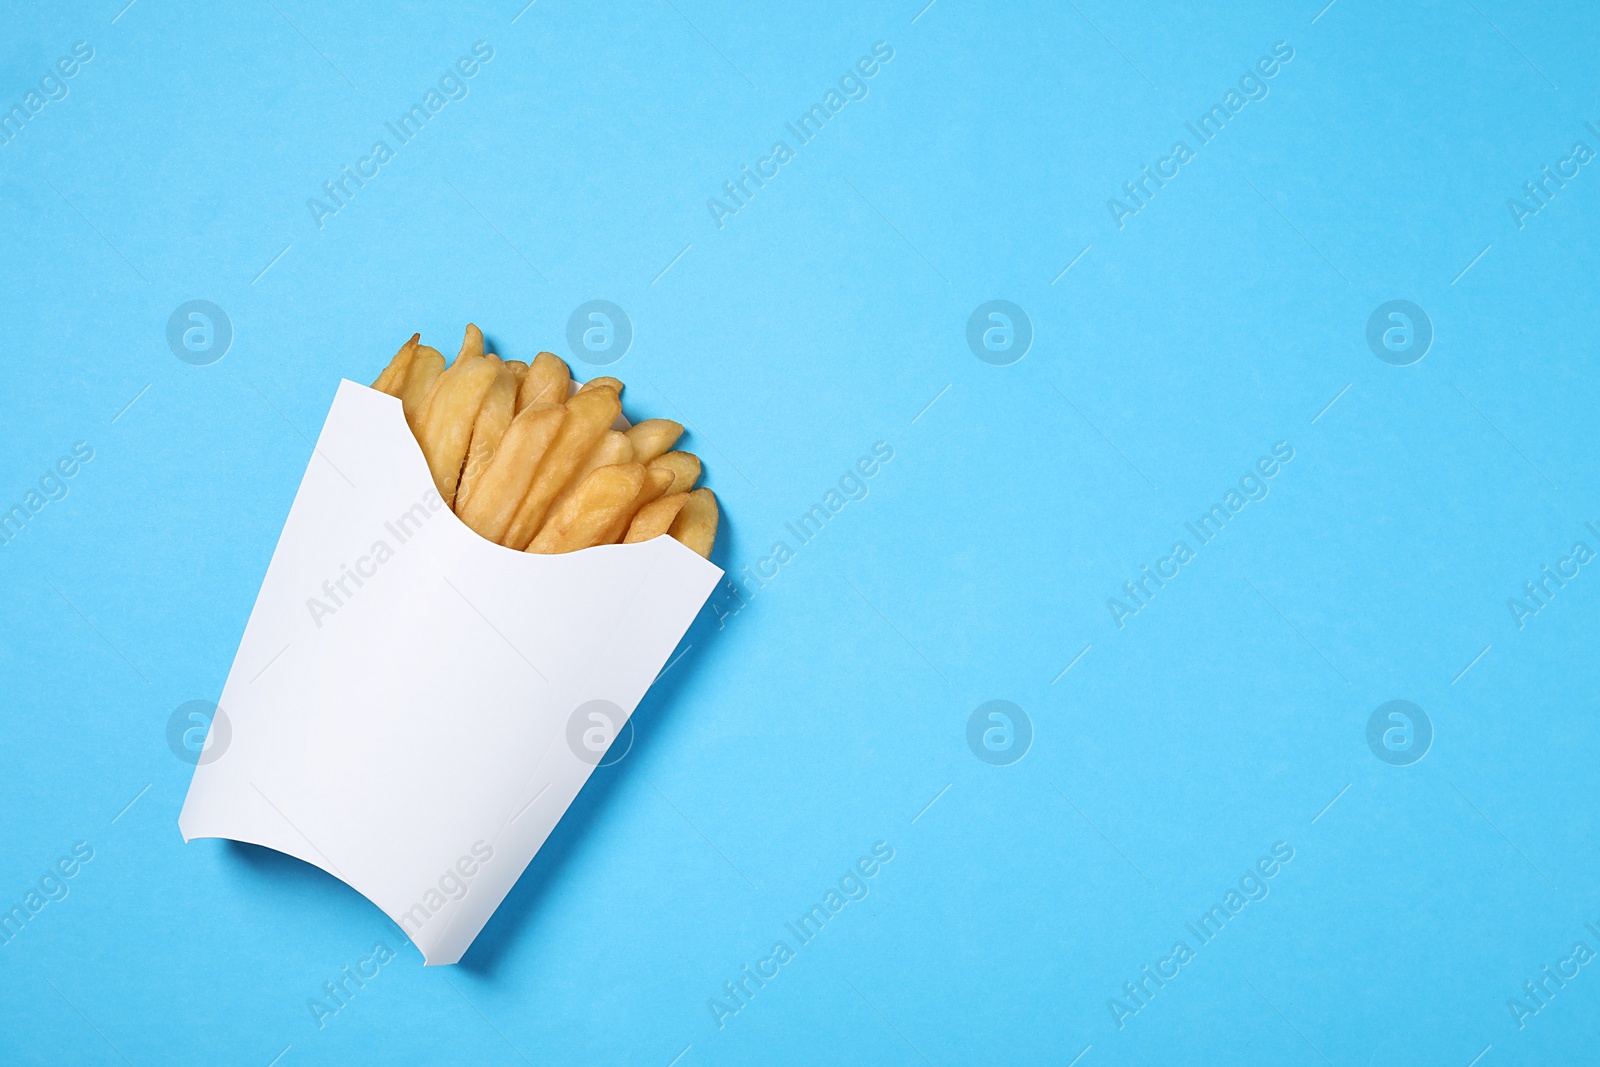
top-left (2, 1), bottom-right (1597, 1063)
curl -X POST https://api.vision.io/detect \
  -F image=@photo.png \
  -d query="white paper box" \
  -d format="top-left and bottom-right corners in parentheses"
top-left (179, 380), bottom-right (722, 964)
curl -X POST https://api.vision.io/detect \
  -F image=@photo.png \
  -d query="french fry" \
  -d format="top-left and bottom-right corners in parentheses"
top-left (455, 403), bottom-right (566, 543)
top-left (601, 467), bottom-right (673, 544)
top-left (458, 323), bottom-right (485, 362)
top-left (502, 387), bottom-right (622, 549)
top-left (624, 491), bottom-right (690, 543)
top-left (543, 430), bottom-right (633, 531)
top-left (669, 488), bottom-right (718, 558)
top-left (416, 355), bottom-right (501, 506)
top-left (636, 466), bottom-right (674, 509)
top-left (516, 352), bottom-right (570, 411)
top-left (527, 463), bottom-right (645, 554)
top-left (504, 360), bottom-right (528, 391)
top-left (456, 363), bottom-right (518, 510)
top-left (577, 376), bottom-right (623, 396)
top-left (649, 451), bottom-right (701, 495)
top-left (400, 346), bottom-right (446, 433)
top-left (625, 419), bottom-right (683, 464)
top-left (372, 334), bottom-right (420, 396)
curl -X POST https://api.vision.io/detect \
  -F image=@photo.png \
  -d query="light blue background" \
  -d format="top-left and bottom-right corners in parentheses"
top-left (3, 1), bottom-right (1598, 1063)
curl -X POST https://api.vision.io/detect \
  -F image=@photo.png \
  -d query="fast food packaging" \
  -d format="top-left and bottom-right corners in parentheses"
top-left (178, 380), bottom-right (722, 964)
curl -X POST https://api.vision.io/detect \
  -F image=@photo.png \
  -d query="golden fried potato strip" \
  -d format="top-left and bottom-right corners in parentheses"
top-left (372, 334), bottom-right (420, 396)
top-left (457, 323), bottom-right (485, 362)
top-left (502, 387), bottom-right (622, 549)
top-left (624, 419), bottom-right (683, 464)
top-left (599, 466), bottom-right (672, 545)
top-left (399, 346), bottom-right (446, 433)
top-left (416, 355), bottom-right (501, 505)
top-left (456, 363), bottom-right (518, 510)
top-left (516, 351), bottom-right (571, 411)
top-left (455, 403), bottom-right (566, 543)
top-left (624, 491), bottom-right (690, 543)
top-left (542, 430), bottom-right (632, 533)
top-left (669, 488), bottom-right (718, 558)
top-left (577, 376), bottom-right (623, 397)
top-left (649, 451), bottom-right (701, 495)
top-left (527, 463), bottom-right (645, 554)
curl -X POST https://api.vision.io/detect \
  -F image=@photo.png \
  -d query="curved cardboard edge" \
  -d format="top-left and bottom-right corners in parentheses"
top-left (178, 823), bottom-right (459, 964)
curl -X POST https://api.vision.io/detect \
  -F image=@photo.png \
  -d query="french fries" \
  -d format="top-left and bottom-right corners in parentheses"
top-left (544, 430), bottom-right (632, 524)
top-left (416, 354), bottom-right (501, 506)
top-left (372, 334), bottom-right (419, 396)
top-left (649, 451), bottom-right (701, 495)
top-left (517, 352), bottom-right (570, 411)
top-left (577, 376), bottom-right (623, 396)
top-left (625, 419), bottom-right (683, 464)
top-left (603, 466), bottom-right (673, 545)
top-left (400, 346), bottom-right (446, 432)
top-left (503, 387), bottom-right (622, 550)
top-left (504, 359), bottom-right (528, 391)
top-left (370, 328), bottom-right (718, 559)
top-left (455, 403), bottom-right (565, 543)
top-left (625, 491), bottom-right (690, 543)
top-left (456, 362), bottom-right (518, 510)
top-left (528, 463), bottom-right (644, 554)
top-left (669, 489), bottom-right (718, 558)
top-left (457, 322), bottom-right (486, 362)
